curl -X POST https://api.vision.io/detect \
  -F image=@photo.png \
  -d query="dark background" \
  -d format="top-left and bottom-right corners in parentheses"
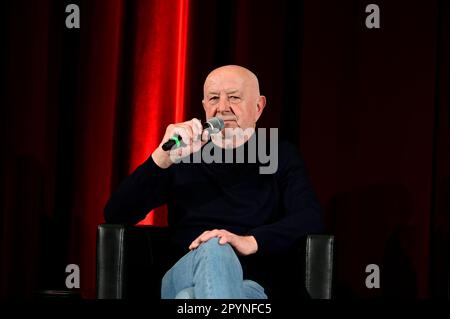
top-left (0, 0), bottom-right (448, 299)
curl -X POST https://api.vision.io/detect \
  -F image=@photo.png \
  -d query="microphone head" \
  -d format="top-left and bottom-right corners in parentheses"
top-left (205, 117), bottom-right (225, 134)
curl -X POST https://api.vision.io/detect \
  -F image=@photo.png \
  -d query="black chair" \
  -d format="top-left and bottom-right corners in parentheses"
top-left (96, 224), bottom-right (334, 299)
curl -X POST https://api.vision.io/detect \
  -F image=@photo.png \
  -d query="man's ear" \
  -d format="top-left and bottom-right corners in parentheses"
top-left (255, 95), bottom-right (267, 121)
top-left (202, 99), bottom-right (205, 109)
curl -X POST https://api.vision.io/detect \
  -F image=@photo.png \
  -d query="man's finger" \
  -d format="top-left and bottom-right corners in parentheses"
top-left (199, 229), bottom-right (220, 242)
top-left (189, 229), bottom-right (223, 250)
top-left (191, 118), bottom-right (202, 141)
top-left (189, 230), bottom-right (212, 249)
top-left (189, 238), bottom-right (201, 250)
top-left (172, 126), bottom-right (191, 146)
top-left (218, 236), bottom-right (229, 245)
top-left (201, 130), bottom-right (210, 142)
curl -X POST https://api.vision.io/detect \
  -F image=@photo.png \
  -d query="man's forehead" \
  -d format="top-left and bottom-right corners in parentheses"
top-left (203, 66), bottom-right (260, 96)
top-left (205, 74), bottom-right (243, 85)
top-left (204, 76), bottom-right (245, 92)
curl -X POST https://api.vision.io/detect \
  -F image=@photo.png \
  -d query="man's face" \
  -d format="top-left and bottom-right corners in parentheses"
top-left (202, 69), bottom-right (265, 131)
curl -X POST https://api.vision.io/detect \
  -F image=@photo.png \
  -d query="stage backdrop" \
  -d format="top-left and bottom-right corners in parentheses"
top-left (0, 0), bottom-right (448, 298)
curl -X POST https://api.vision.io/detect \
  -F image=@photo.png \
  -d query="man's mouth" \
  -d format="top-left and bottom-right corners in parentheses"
top-left (219, 117), bottom-right (237, 122)
top-left (223, 120), bottom-right (237, 126)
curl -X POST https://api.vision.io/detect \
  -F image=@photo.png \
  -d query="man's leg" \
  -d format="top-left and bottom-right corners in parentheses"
top-left (174, 287), bottom-right (195, 299)
top-left (172, 282), bottom-right (268, 299)
top-left (161, 250), bottom-right (196, 299)
top-left (243, 280), bottom-right (268, 299)
top-left (192, 238), bottom-right (245, 298)
top-left (162, 237), bottom-right (251, 299)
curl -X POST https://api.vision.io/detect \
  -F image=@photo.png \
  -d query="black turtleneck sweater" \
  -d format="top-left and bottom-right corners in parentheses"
top-left (105, 136), bottom-right (323, 254)
top-left (104, 135), bottom-right (324, 296)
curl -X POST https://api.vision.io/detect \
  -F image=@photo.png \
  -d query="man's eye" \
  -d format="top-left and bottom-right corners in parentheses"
top-left (209, 97), bottom-right (218, 101)
top-left (230, 96), bottom-right (240, 101)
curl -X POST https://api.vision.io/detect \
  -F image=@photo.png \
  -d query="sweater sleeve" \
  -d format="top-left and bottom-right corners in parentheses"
top-left (246, 142), bottom-right (324, 254)
top-left (104, 155), bottom-right (172, 225)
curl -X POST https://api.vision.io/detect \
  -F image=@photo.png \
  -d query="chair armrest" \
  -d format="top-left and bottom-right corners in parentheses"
top-left (304, 234), bottom-right (334, 299)
top-left (96, 224), bottom-right (171, 299)
top-left (96, 224), bottom-right (126, 299)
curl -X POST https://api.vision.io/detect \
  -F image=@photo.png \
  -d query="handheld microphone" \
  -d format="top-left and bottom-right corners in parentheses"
top-left (162, 117), bottom-right (225, 151)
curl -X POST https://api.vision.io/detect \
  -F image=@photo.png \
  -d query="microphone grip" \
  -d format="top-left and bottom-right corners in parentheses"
top-left (161, 119), bottom-right (217, 151)
top-left (162, 135), bottom-right (183, 151)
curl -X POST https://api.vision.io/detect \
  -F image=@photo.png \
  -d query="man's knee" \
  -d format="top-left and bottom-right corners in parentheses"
top-left (196, 237), bottom-right (236, 259)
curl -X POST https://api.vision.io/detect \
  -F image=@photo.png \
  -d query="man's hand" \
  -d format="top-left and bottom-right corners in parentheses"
top-left (188, 229), bottom-right (258, 256)
top-left (152, 118), bottom-right (209, 169)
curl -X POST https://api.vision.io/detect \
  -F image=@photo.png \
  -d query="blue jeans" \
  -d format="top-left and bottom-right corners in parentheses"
top-left (161, 237), bottom-right (267, 299)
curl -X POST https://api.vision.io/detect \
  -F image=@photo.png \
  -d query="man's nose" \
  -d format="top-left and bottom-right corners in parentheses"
top-left (217, 96), bottom-right (230, 113)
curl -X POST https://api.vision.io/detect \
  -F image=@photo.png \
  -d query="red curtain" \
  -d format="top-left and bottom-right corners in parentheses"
top-left (1, 0), bottom-right (190, 298)
top-left (299, 1), bottom-right (439, 298)
top-left (70, 0), bottom-right (190, 297)
top-left (298, 1), bottom-right (449, 298)
top-left (68, 0), bottom-right (125, 299)
top-left (129, 0), bottom-right (188, 227)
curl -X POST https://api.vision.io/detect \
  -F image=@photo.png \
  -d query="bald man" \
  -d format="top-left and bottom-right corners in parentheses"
top-left (152, 65), bottom-right (266, 166)
top-left (105, 65), bottom-right (323, 299)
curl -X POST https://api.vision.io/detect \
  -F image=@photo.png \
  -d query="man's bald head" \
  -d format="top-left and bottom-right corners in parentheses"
top-left (202, 65), bottom-right (266, 132)
top-left (203, 65), bottom-right (261, 97)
